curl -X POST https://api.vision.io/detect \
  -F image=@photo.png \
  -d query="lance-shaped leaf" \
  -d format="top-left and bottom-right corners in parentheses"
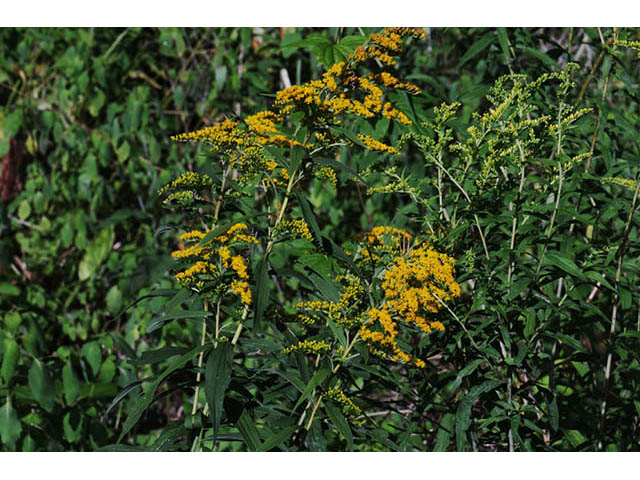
top-left (204, 342), bottom-right (234, 444)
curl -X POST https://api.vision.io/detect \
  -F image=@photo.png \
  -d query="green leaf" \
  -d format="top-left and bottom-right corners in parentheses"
top-left (288, 144), bottom-right (305, 176)
top-left (0, 398), bottom-right (22, 448)
top-left (298, 253), bottom-right (333, 277)
top-left (446, 359), bottom-right (485, 394)
top-left (565, 429), bottom-right (587, 448)
top-left (455, 380), bottom-right (500, 451)
top-left (1, 338), bottom-right (19, 384)
top-left (62, 362), bottom-right (82, 405)
top-left (253, 259), bottom-right (270, 333)
top-left (204, 342), bottom-right (234, 443)
top-left (258, 425), bottom-right (297, 452)
top-left (63, 411), bottom-right (83, 444)
top-left (308, 272), bottom-right (341, 303)
top-left (136, 346), bottom-right (189, 365)
top-left (280, 33), bottom-right (332, 52)
top-left (327, 238), bottom-right (362, 278)
top-left (523, 47), bottom-right (560, 70)
top-left (106, 286), bottom-right (123, 314)
top-left (543, 251), bottom-right (585, 280)
top-left (337, 34), bottom-right (366, 50)
top-left (236, 409), bottom-right (261, 451)
top-left (293, 368), bottom-right (330, 412)
top-left (98, 357), bottom-right (116, 383)
top-left (459, 32), bottom-right (495, 67)
top-left (89, 88), bottom-right (106, 117)
top-left (4, 312), bottom-right (21, 332)
top-left (104, 381), bottom-right (143, 418)
top-left (434, 413), bottom-right (455, 451)
top-left (81, 341), bottom-right (102, 377)
top-left (4, 110), bottom-right (23, 137)
top-left (17, 200), bottom-right (31, 220)
top-left (585, 271), bottom-right (615, 292)
top-left (554, 333), bottom-right (586, 354)
top-left (78, 226), bottom-right (114, 281)
top-left (147, 310), bottom-right (212, 333)
top-left (119, 345), bottom-right (210, 442)
top-left (28, 359), bottom-right (55, 412)
top-left (0, 284), bottom-right (20, 296)
top-left (496, 28), bottom-right (511, 59)
top-left (326, 316), bottom-right (347, 348)
top-left (325, 401), bottom-right (353, 450)
top-left (296, 193), bottom-right (322, 247)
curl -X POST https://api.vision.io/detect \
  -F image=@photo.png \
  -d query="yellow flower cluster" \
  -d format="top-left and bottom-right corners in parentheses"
top-left (281, 339), bottom-right (332, 355)
top-left (602, 176), bottom-right (638, 190)
top-left (383, 101), bottom-right (411, 124)
top-left (358, 226), bottom-right (412, 266)
top-left (171, 119), bottom-right (243, 151)
top-left (216, 223), bottom-right (259, 244)
top-left (358, 229), bottom-right (460, 368)
top-left (296, 277), bottom-right (364, 327)
top-left (324, 386), bottom-right (364, 426)
top-left (245, 110), bottom-right (294, 147)
top-left (275, 219), bottom-right (314, 241)
top-left (231, 280), bottom-right (252, 305)
top-left (297, 314), bottom-right (317, 325)
top-left (315, 166), bottom-right (337, 188)
top-left (274, 29), bottom-right (425, 129)
top-left (357, 134), bottom-right (398, 155)
top-left (175, 261), bottom-right (216, 287)
top-left (157, 171), bottom-right (213, 196)
top-left (169, 28), bottom-right (426, 187)
top-left (366, 226), bottom-right (412, 245)
top-left (349, 27), bottom-right (426, 67)
top-left (381, 245), bottom-right (460, 315)
top-left (171, 223), bottom-right (256, 303)
top-left (371, 72), bottom-right (421, 95)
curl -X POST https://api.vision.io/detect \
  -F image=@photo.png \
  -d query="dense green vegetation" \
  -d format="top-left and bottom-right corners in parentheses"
top-left (1, 27), bottom-right (640, 452)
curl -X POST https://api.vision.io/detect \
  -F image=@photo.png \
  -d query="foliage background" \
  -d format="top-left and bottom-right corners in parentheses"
top-left (1, 27), bottom-right (640, 451)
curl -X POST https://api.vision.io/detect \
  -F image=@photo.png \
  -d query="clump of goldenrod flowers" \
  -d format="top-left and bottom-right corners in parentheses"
top-left (356, 228), bottom-right (460, 368)
top-left (281, 339), bottom-right (332, 355)
top-left (315, 166), bottom-right (338, 189)
top-left (324, 386), bottom-right (365, 426)
top-left (356, 225), bottom-right (413, 266)
top-left (171, 223), bottom-right (256, 305)
top-left (158, 171), bottom-right (214, 206)
top-left (291, 226), bottom-right (458, 370)
top-left (274, 219), bottom-right (314, 242)
top-left (296, 275), bottom-right (365, 328)
top-left (602, 176), bottom-right (638, 190)
top-left (358, 134), bottom-right (398, 155)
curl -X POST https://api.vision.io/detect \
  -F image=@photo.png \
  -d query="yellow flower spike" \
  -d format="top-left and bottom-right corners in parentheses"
top-left (281, 339), bottom-right (331, 355)
top-left (217, 246), bottom-right (231, 265)
top-left (231, 280), bottom-right (252, 305)
top-left (230, 255), bottom-right (249, 279)
top-left (357, 134), bottom-right (398, 155)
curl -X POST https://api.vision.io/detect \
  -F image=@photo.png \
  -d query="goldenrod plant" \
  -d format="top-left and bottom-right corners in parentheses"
top-left (3, 27), bottom-right (640, 452)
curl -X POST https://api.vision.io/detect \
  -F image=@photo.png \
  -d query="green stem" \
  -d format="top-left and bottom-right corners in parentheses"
top-left (305, 394), bottom-right (324, 431)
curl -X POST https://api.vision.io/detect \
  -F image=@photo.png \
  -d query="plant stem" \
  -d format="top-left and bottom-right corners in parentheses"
top-left (191, 299), bottom-right (209, 417)
top-left (431, 156), bottom-right (489, 260)
top-left (231, 306), bottom-right (249, 345)
top-left (305, 394), bottom-right (324, 431)
top-left (535, 118), bottom-right (565, 280)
